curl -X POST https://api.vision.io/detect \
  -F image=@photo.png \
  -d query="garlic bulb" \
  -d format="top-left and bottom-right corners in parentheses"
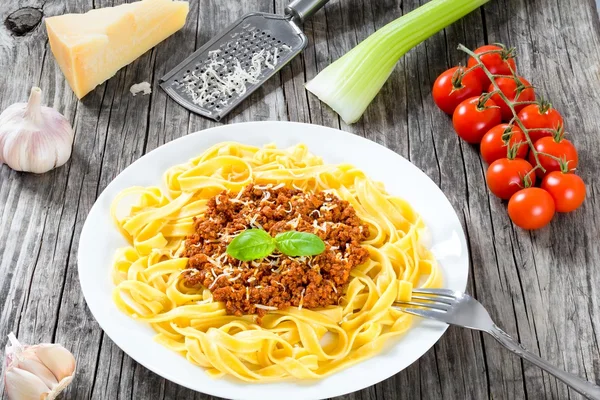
top-left (4, 332), bottom-right (76, 400)
top-left (0, 87), bottom-right (74, 173)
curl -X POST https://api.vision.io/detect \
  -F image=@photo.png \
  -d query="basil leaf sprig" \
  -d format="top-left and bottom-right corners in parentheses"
top-left (274, 231), bottom-right (325, 257)
top-left (225, 229), bottom-right (276, 261)
top-left (226, 229), bottom-right (325, 261)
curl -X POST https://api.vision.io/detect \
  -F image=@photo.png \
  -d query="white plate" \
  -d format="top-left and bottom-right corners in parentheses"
top-left (78, 121), bottom-right (469, 400)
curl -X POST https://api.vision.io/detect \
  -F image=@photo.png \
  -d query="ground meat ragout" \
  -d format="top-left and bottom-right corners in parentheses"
top-left (181, 183), bottom-right (370, 318)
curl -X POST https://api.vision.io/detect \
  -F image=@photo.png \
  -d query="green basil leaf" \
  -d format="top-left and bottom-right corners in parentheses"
top-left (275, 231), bottom-right (326, 257)
top-left (226, 229), bottom-right (276, 261)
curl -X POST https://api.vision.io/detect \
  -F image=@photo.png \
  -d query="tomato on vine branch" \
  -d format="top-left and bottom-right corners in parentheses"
top-left (432, 66), bottom-right (483, 115)
top-left (452, 94), bottom-right (502, 144)
top-left (541, 171), bottom-right (586, 213)
top-left (517, 100), bottom-right (564, 143)
top-left (480, 124), bottom-right (528, 164)
top-left (486, 157), bottom-right (535, 200)
top-left (467, 44), bottom-right (517, 87)
top-left (489, 76), bottom-right (536, 121)
top-left (508, 187), bottom-right (555, 230)
top-left (529, 133), bottom-right (578, 177)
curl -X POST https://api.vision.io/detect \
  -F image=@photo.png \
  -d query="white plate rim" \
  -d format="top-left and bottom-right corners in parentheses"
top-left (78, 121), bottom-right (469, 400)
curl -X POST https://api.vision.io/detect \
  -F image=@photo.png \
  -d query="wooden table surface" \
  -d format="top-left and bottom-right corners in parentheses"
top-left (1, 0), bottom-right (600, 399)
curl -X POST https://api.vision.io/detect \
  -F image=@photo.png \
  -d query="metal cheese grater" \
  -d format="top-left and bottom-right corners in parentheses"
top-left (160, 0), bottom-right (329, 121)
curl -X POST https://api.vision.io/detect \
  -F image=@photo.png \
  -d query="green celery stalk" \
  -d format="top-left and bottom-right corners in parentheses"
top-left (305, 0), bottom-right (489, 124)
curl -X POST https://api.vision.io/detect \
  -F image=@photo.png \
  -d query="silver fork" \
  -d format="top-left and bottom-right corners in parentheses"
top-left (394, 288), bottom-right (600, 400)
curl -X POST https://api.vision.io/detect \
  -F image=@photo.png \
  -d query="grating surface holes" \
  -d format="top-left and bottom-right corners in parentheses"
top-left (173, 22), bottom-right (294, 114)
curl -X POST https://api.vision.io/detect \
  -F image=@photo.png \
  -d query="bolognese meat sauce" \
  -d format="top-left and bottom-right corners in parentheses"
top-left (181, 184), bottom-right (370, 317)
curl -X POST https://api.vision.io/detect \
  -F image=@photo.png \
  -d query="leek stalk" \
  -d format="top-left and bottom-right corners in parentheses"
top-left (305, 0), bottom-right (489, 124)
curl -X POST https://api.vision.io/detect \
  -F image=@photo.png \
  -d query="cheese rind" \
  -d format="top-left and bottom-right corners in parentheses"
top-left (46, 0), bottom-right (189, 99)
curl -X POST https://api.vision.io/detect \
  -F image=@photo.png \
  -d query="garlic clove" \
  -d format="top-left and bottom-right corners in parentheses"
top-left (15, 356), bottom-right (59, 389)
top-left (45, 376), bottom-right (74, 400)
top-left (4, 367), bottom-right (51, 400)
top-left (4, 333), bottom-right (77, 400)
top-left (34, 343), bottom-right (77, 382)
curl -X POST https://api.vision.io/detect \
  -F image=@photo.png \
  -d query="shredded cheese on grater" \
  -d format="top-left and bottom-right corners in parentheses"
top-left (178, 46), bottom-right (287, 108)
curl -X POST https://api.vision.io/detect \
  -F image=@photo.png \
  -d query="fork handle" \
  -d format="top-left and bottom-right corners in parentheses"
top-left (285, 0), bottom-right (330, 24)
top-left (489, 325), bottom-right (600, 399)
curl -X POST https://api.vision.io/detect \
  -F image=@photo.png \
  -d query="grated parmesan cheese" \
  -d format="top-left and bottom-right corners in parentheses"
top-left (216, 253), bottom-right (228, 263)
top-left (321, 203), bottom-right (337, 212)
top-left (248, 214), bottom-right (264, 229)
top-left (205, 256), bottom-right (221, 268)
top-left (130, 81), bottom-right (151, 96)
top-left (289, 214), bottom-right (302, 229)
top-left (271, 260), bottom-right (284, 274)
top-left (329, 280), bottom-right (338, 293)
top-left (255, 304), bottom-right (278, 311)
top-left (178, 46), bottom-right (288, 108)
top-left (254, 184), bottom-right (273, 190)
top-left (284, 202), bottom-right (294, 213)
top-left (312, 220), bottom-right (327, 232)
top-left (261, 191), bottom-right (271, 202)
top-left (209, 271), bottom-right (231, 289)
top-left (274, 281), bottom-right (286, 290)
top-left (298, 288), bottom-right (306, 310)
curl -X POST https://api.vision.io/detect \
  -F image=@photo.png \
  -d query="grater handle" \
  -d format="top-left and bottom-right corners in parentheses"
top-left (285, 0), bottom-right (329, 24)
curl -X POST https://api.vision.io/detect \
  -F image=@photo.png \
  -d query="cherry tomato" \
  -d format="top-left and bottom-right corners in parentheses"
top-left (528, 136), bottom-right (578, 177)
top-left (467, 45), bottom-right (517, 87)
top-left (508, 187), bottom-right (555, 230)
top-left (489, 76), bottom-right (535, 121)
top-left (432, 67), bottom-right (483, 115)
top-left (517, 103), bottom-right (564, 143)
top-left (541, 171), bottom-right (586, 212)
top-left (452, 96), bottom-right (502, 144)
top-left (480, 124), bottom-right (528, 164)
top-left (486, 158), bottom-right (535, 200)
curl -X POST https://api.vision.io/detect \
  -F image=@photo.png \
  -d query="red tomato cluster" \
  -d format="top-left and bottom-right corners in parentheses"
top-left (432, 44), bottom-right (586, 230)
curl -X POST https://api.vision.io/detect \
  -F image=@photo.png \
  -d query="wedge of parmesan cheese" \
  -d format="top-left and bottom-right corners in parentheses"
top-left (45, 0), bottom-right (189, 99)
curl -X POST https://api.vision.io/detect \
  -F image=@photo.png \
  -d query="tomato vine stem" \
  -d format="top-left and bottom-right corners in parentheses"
top-left (457, 44), bottom-right (545, 173)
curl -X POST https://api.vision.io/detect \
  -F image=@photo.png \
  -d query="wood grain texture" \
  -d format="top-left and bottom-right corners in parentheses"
top-left (0, 0), bottom-right (599, 399)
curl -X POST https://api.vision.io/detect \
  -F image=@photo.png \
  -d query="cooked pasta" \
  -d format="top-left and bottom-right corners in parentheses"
top-left (110, 142), bottom-right (442, 382)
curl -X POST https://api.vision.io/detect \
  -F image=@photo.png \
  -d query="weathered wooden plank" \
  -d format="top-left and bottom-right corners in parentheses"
top-left (93, 0), bottom-right (201, 396)
top-left (0, 1), bottom-right (83, 399)
top-left (297, 0), bottom-right (490, 398)
top-left (425, 5), bottom-right (535, 397)
top-left (479, 1), bottom-right (600, 399)
top-left (382, 2), bottom-right (492, 398)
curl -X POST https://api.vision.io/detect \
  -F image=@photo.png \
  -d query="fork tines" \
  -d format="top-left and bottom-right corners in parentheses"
top-left (411, 288), bottom-right (456, 297)
top-left (394, 288), bottom-right (459, 313)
